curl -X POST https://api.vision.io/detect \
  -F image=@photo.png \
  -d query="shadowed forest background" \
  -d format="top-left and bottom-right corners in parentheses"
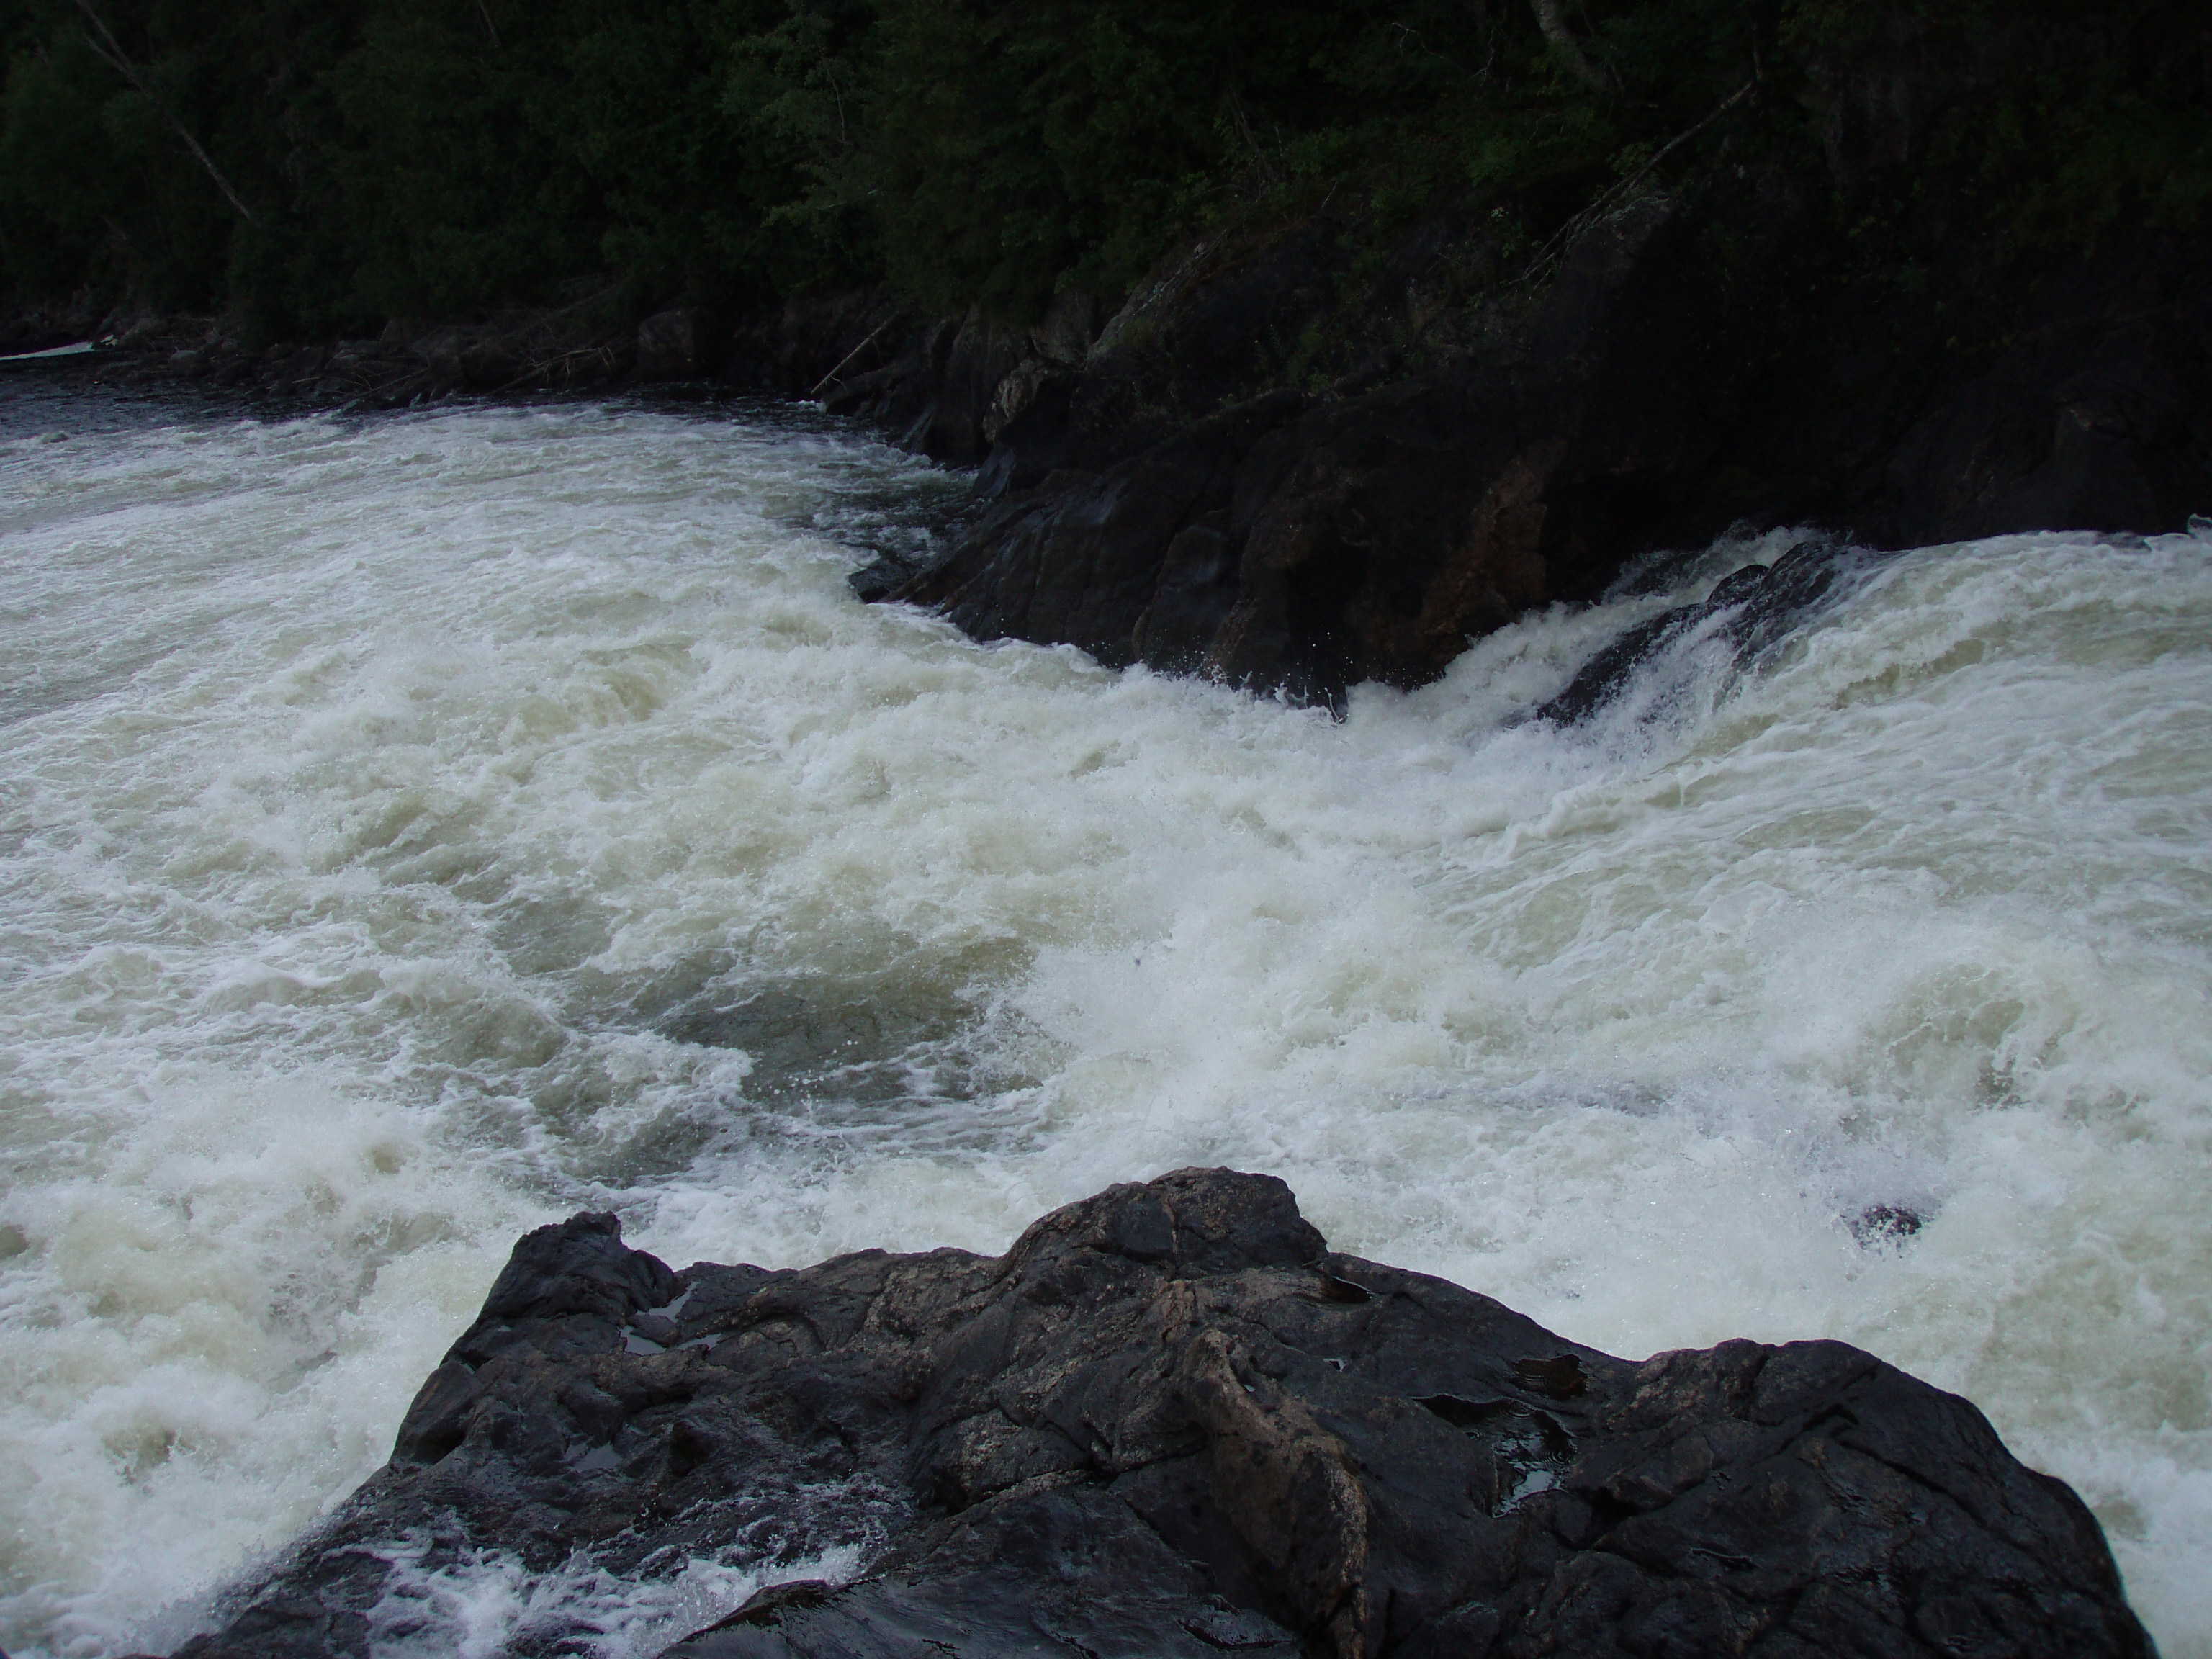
top-left (4, 0), bottom-right (2208, 343)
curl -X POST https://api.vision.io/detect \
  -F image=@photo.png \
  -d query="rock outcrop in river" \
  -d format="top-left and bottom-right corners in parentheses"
top-left (804, 19), bottom-right (2211, 710)
top-left (163, 1169), bottom-right (2151, 1659)
top-left (840, 191), bottom-right (2208, 710)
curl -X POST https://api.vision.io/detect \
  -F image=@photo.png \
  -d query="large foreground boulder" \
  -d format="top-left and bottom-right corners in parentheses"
top-left (169, 1170), bottom-right (2152, 1658)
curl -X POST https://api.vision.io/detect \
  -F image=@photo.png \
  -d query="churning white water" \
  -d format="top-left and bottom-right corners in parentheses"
top-left (0, 392), bottom-right (2206, 1658)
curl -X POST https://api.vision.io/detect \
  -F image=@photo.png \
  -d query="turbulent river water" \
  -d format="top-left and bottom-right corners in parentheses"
top-left (0, 388), bottom-right (2207, 1658)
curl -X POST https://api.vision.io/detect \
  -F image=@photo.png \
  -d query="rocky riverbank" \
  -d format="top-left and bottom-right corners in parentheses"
top-left (147, 1169), bottom-right (2149, 1659)
top-left (0, 305), bottom-right (724, 408)
top-left (22, 168), bottom-right (2207, 716)
top-left (9, 1), bottom-right (2211, 711)
top-left (853, 204), bottom-right (2208, 709)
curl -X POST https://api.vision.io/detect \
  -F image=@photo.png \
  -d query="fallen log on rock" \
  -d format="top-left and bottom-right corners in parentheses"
top-left (168, 1169), bottom-right (2153, 1658)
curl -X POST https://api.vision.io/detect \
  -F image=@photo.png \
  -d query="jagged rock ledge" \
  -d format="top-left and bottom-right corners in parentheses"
top-left (158, 1169), bottom-right (2150, 1658)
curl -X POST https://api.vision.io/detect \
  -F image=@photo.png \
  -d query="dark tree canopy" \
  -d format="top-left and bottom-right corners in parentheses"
top-left (2, 0), bottom-right (2206, 338)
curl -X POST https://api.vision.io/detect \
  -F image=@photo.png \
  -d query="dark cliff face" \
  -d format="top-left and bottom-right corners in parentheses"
top-left (789, 17), bottom-right (2211, 710)
top-left (163, 1170), bottom-right (2151, 1659)
top-left (832, 180), bottom-right (2206, 709)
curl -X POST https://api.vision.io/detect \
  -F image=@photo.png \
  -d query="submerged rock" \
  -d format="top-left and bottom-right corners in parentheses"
top-left (168, 1170), bottom-right (2152, 1658)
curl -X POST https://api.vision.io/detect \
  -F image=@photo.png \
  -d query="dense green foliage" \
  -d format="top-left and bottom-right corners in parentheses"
top-left (2, 0), bottom-right (2206, 336)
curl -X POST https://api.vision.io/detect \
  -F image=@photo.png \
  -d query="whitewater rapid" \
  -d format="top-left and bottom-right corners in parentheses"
top-left (0, 392), bottom-right (2206, 1657)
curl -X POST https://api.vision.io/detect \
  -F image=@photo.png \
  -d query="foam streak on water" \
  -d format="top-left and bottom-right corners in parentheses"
top-left (1, 397), bottom-right (2207, 1656)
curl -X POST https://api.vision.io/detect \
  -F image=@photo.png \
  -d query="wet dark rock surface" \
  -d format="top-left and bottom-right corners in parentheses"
top-left (1534, 539), bottom-right (1874, 727)
top-left (870, 193), bottom-right (2210, 710)
top-left (164, 1169), bottom-right (2151, 1659)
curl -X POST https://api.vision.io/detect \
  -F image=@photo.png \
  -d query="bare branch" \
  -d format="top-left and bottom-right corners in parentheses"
top-left (809, 318), bottom-right (893, 397)
top-left (1223, 86), bottom-right (1283, 191)
top-left (70, 0), bottom-right (259, 226)
top-left (1521, 79), bottom-right (1757, 284)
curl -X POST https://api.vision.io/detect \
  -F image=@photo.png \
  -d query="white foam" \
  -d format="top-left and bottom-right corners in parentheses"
top-left (1, 404), bottom-right (2206, 1654)
top-left (359, 1536), bottom-right (867, 1659)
